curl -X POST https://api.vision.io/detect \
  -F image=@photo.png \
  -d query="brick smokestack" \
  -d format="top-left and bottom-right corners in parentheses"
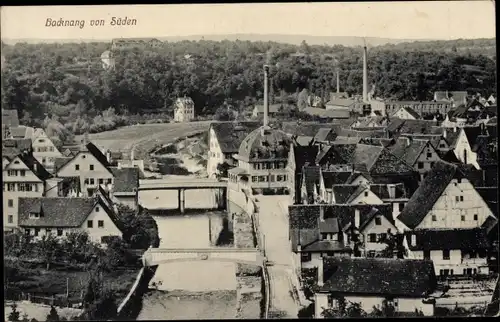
top-left (363, 46), bottom-right (368, 102)
top-left (336, 70), bottom-right (340, 94)
top-left (264, 64), bottom-right (270, 128)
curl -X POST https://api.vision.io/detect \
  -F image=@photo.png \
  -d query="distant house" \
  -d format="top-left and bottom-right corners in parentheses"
top-left (385, 101), bottom-right (452, 118)
top-left (392, 106), bottom-right (421, 120)
top-left (173, 97), bottom-right (195, 122)
top-left (325, 99), bottom-right (355, 110)
top-left (403, 228), bottom-right (491, 276)
top-left (434, 91), bottom-right (468, 107)
top-left (396, 161), bottom-right (497, 232)
top-left (313, 257), bottom-right (437, 317)
top-left (305, 107), bottom-right (350, 120)
top-left (18, 194), bottom-right (123, 244)
top-left (388, 137), bottom-right (442, 180)
top-left (207, 121), bottom-right (261, 178)
top-left (8, 126), bottom-right (35, 140)
top-left (31, 128), bottom-right (63, 171)
top-left (251, 104), bottom-right (282, 118)
top-left (100, 50), bottom-right (115, 70)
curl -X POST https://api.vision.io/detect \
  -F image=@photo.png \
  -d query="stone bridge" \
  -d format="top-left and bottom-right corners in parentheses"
top-left (142, 247), bottom-right (264, 267)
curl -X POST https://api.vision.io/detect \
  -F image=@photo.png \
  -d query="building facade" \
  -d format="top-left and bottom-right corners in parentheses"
top-left (32, 129), bottom-right (63, 172)
top-left (173, 97), bottom-right (195, 122)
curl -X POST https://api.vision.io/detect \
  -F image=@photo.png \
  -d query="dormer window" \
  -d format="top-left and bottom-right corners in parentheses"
top-left (29, 212), bottom-right (40, 219)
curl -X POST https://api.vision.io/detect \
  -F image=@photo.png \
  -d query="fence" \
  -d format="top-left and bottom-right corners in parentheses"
top-left (4, 289), bottom-right (82, 309)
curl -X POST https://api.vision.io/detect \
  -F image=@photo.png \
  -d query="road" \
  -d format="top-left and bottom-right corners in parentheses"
top-left (256, 195), bottom-right (299, 318)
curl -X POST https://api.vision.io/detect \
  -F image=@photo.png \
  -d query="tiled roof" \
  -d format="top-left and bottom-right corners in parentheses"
top-left (338, 128), bottom-right (388, 139)
top-left (314, 128), bottom-right (335, 142)
top-left (388, 138), bottom-right (429, 167)
top-left (322, 171), bottom-right (352, 187)
top-left (463, 126), bottom-right (484, 148)
top-left (370, 148), bottom-right (415, 175)
top-left (397, 161), bottom-right (464, 229)
top-left (345, 171), bottom-right (373, 184)
top-left (291, 145), bottom-right (318, 171)
top-left (332, 184), bottom-right (359, 203)
top-left (317, 144), bottom-right (383, 171)
top-left (404, 228), bottom-right (490, 251)
top-left (1, 109), bottom-right (19, 127)
top-left (55, 142), bottom-right (112, 173)
top-left (9, 126), bottom-right (33, 138)
top-left (62, 149), bottom-right (74, 157)
top-left (320, 257), bottom-right (437, 297)
top-left (359, 137), bottom-right (396, 148)
top-left (331, 136), bottom-right (362, 144)
top-left (54, 157), bottom-right (73, 173)
top-left (211, 121), bottom-right (261, 153)
top-left (19, 197), bottom-right (98, 227)
top-left (402, 106), bottom-right (421, 119)
top-left (2, 138), bottom-right (33, 158)
top-left (401, 134), bottom-right (443, 150)
top-left (111, 167), bottom-right (139, 193)
top-left (325, 99), bottom-right (356, 108)
top-left (237, 127), bottom-right (291, 162)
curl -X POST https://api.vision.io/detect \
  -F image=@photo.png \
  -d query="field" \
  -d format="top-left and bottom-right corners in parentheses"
top-left (75, 121), bottom-right (211, 161)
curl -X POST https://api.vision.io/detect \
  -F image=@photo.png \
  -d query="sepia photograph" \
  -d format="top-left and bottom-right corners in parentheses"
top-left (1, 1), bottom-right (498, 320)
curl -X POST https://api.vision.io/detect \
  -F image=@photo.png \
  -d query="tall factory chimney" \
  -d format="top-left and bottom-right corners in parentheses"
top-left (363, 45), bottom-right (368, 102)
top-left (263, 64), bottom-right (270, 129)
top-left (336, 70), bottom-right (340, 94)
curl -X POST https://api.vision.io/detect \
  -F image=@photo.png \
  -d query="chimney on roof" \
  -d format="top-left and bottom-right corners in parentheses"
top-left (263, 65), bottom-right (270, 130)
top-left (354, 208), bottom-right (360, 228)
top-left (317, 257), bottom-right (324, 287)
top-left (363, 46), bottom-right (368, 103)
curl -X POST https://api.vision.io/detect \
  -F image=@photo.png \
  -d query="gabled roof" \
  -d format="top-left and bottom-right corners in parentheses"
top-left (370, 183), bottom-right (408, 199)
top-left (314, 128), bottom-right (335, 142)
top-left (8, 152), bottom-right (52, 181)
top-left (211, 121), bottom-right (262, 153)
top-left (10, 126), bottom-right (34, 138)
top-left (111, 167), bottom-right (139, 193)
top-left (1, 109), bottom-right (20, 127)
top-left (55, 142), bottom-right (112, 174)
top-left (292, 145), bottom-right (318, 171)
top-left (332, 184), bottom-right (360, 204)
top-left (2, 138), bottom-right (33, 159)
top-left (404, 228), bottom-right (490, 251)
top-left (317, 143), bottom-right (383, 171)
top-left (369, 148), bottom-right (416, 175)
top-left (304, 107), bottom-right (350, 119)
top-left (320, 257), bottom-right (437, 297)
top-left (359, 137), bottom-right (396, 148)
top-left (322, 171), bottom-right (352, 187)
top-left (388, 138), bottom-right (429, 167)
top-left (394, 106), bottom-right (421, 119)
top-left (397, 161), bottom-right (465, 229)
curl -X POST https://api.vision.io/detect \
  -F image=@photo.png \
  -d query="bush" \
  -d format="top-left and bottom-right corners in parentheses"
top-left (46, 306), bottom-right (60, 322)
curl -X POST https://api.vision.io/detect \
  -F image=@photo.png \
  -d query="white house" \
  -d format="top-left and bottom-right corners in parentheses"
top-left (397, 161), bottom-right (497, 232)
top-left (18, 195), bottom-right (123, 244)
top-left (314, 257), bottom-right (437, 317)
top-left (3, 152), bottom-right (52, 231)
top-left (173, 97), bottom-right (195, 122)
top-left (31, 128), bottom-right (63, 171)
top-left (403, 228), bottom-right (491, 277)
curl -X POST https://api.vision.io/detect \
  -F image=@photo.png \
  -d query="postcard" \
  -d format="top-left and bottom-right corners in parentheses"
top-left (1, 2), bottom-right (498, 321)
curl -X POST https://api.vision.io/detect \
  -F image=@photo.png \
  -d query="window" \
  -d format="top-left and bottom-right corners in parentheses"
top-left (418, 162), bottom-right (424, 169)
top-left (90, 164), bottom-right (94, 171)
top-left (432, 215), bottom-right (437, 221)
top-left (75, 164), bottom-right (80, 170)
top-left (106, 179), bottom-right (112, 184)
top-left (8, 199), bottom-right (14, 207)
top-left (98, 220), bottom-right (104, 228)
top-left (455, 196), bottom-right (460, 202)
top-left (252, 176), bottom-right (257, 182)
top-left (269, 175), bottom-right (275, 182)
top-left (25, 229), bottom-right (30, 235)
top-left (424, 250), bottom-right (431, 260)
top-left (375, 217), bottom-right (382, 225)
top-left (84, 179), bottom-right (89, 184)
top-left (301, 252), bottom-right (311, 262)
top-left (46, 228), bottom-right (52, 235)
top-left (99, 179), bottom-right (104, 184)
top-left (7, 183), bottom-right (15, 191)
top-left (369, 234), bottom-right (377, 242)
top-left (474, 214), bottom-right (478, 221)
top-left (95, 206), bottom-right (100, 212)
top-left (57, 229), bottom-right (63, 236)
top-left (427, 152), bottom-right (432, 158)
top-left (460, 196), bottom-right (464, 202)
top-left (87, 220), bottom-right (93, 228)
top-left (8, 215), bottom-right (13, 224)
top-left (82, 155), bottom-right (86, 159)
top-left (398, 203), bottom-right (405, 212)
top-left (29, 212), bottom-right (40, 219)
top-left (443, 249), bottom-right (450, 260)
top-left (461, 215), bottom-right (466, 221)
top-left (364, 191), bottom-right (369, 197)
top-left (20, 170), bottom-right (26, 177)
top-left (89, 178), bottom-right (95, 185)
top-left (34, 228), bottom-right (40, 236)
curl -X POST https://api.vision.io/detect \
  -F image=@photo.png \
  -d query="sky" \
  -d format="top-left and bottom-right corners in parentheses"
top-left (1, 2), bottom-right (496, 41)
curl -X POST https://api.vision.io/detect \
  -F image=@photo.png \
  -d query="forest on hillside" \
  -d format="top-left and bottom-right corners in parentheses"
top-left (1, 39), bottom-right (496, 135)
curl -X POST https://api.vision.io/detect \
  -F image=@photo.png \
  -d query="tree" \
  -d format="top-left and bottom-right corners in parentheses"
top-left (8, 303), bottom-right (20, 321)
top-left (46, 306), bottom-right (60, 322)
top-left (322, 297), bottom-right (367, 318)
top-left (37, 234), bottom-right (61, 270)
top-left (216, 162), bottom-right (231, 178)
